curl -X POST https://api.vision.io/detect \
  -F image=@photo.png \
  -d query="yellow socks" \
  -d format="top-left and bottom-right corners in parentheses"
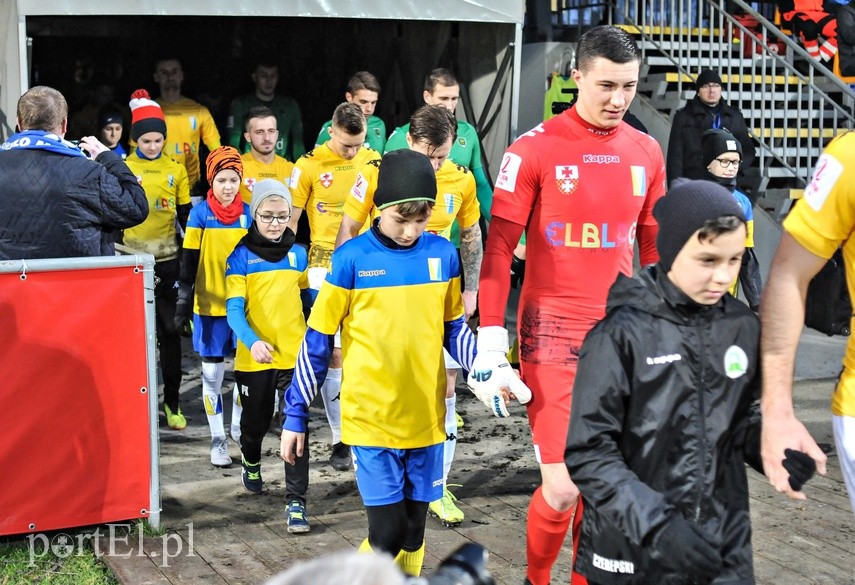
top-left (394, 541), bottom-right (425, 577)
top-left (358, 537), bottom-right (425, 577)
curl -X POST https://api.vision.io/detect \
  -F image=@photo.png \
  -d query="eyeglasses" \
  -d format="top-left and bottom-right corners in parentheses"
top-left (714, 158), bottom-right (740, 169)
top-left (256, 214), bottom-right (290, 224)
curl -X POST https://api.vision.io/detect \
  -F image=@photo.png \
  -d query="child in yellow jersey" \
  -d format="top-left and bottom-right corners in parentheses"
top-left (336, 104), bottom-right (482, 527)
top-left (281, 150), bottom-right (480, 576)
top-left (225, 180), bottom-right (315, 532)
top-left (124, 90), bottom-right (192, 431)
top-left (287, 102), bottom-right (381, 472)
top-left (175, 146), bottom-right (250, 467)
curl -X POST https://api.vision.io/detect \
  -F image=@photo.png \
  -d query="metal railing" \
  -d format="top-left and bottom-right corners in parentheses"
top-left (609, 0), bottom-right (855, 189)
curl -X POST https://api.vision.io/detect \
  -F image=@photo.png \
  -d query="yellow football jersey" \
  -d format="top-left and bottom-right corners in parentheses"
top-left (124, 153), bottom-right (190, 262)
top-left (291, 144), bottom-right (381, 250)
top-left (157, 96), bottom-right (221, 186)
top-left (783, 132), bottom-right (855, 416)
top-left (344, 158), bottom-right (479, 240)
top-left (239, 152), bottom-right (295, 204)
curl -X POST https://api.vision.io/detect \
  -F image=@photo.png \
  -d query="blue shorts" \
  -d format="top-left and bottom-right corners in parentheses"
top-left (192, 314), bottom-right (236, 358)
top-left (352, 444), bottom-right (444, 506)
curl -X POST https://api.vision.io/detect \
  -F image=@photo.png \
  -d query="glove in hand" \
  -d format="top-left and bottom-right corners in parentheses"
top-left (467, 326), bottom-right (532, 417)
top-left (657, 514), bottom-right (722, 583)
top-left (783, 448), bottom-right (816, 492)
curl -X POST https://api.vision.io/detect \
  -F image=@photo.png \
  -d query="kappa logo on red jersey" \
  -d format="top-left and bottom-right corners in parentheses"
top-left (320, 172), bottom-right (333, 188)
top-left (555, 165), bottom-right (579, 195)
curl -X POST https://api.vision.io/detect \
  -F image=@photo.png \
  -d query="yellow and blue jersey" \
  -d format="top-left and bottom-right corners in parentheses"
top-left (225, 244), bottom-right (310, 371)
top-left (124, 152), bottom-right (190, 262)
top-left (183, 201), bottom-right (251, 316)
top-left (283, 228), bottom-right (476, 448)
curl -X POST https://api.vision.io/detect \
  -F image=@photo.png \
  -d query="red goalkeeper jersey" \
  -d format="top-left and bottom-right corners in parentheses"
top-left (483, 106), bottom-right (666, 336)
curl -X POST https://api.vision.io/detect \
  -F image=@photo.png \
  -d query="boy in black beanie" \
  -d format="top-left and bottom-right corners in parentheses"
top-left (280, 150), bottom-right (502, 577)
top-left (701, 127), bottom-right (762, 311)
top-left (566, 179), bottom-right (816, 585)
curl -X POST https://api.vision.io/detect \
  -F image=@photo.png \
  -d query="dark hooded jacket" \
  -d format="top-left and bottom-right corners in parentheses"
top-left (667, 96), bottom-right (755, 187)
top-left (566, 266), bottom-right (762, 585)
top-left (0, 149), bottom-right (147, 259)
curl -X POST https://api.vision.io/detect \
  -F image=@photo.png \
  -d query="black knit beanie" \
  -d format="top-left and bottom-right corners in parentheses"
top-left (374, 149), bottom-right (437, 210)
top-left (654, 179), bottom-right (746, 272)
top-left (701, 128), bottom-right (743, 168)
top-left (695, 69), bottom-right (722, 90)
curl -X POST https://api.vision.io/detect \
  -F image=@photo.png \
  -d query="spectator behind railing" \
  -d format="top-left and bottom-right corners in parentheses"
top-left (833, 0), bottom-right (855, 76)
top-left (0, 86), bottom-right (147, 260)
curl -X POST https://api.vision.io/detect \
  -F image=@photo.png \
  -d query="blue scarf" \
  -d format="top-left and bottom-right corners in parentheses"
top-left (1, 130), bottom-right (86, 158)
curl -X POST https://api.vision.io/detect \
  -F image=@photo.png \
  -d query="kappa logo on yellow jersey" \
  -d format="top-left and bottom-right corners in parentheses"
top-left (428, 258), bottom-right (442, 281)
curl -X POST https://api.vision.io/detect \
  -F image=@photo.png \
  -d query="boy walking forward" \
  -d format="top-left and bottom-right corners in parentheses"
top-left (565, 180), bottom-right (815, 584)
top-left (281, 149), bottom-right (513, 576)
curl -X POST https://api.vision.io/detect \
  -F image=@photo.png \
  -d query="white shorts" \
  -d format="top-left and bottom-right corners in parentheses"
top-left (443, 347), bottom-right (460, 370)
top-left (334, 329), bottom-right (341, 350)
top-left (832, 414), bottom-right (855, 518)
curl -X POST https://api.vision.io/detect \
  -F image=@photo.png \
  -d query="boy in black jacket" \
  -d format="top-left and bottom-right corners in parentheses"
top-left (565, 179), bottom-right (815, 585)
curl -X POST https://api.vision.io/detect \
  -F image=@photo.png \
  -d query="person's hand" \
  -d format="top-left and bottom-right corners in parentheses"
top-left (760, 411), bottom-right (827, 500)
top-left (657, 514), bottom-right (723, 583)
top-left (280, 430), bottom-right (305, 465)
top-left (462, 290), bottom-right (478, 319)
top-left (467, 326), bottom-right (532, 417)
top-left (783, 448), bottom-right (817, 492)
top-left (77, 135), bottom-right (110, 158)
top-left (510, 255), bottom-right (525, 289)
top-left (173, 284), bottom-right (193, 332)
top-left (250, 340), bottom-right (274, 364)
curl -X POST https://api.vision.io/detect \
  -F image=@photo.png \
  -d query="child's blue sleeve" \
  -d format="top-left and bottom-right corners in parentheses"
top-left (445, 315), bottom-right (477, 373)
top-left (283, 326), bottom-right (335, 432)
top-left (300, 287), bottom-right (318, 314)
top-left (225, 297), bottom-right (262, 350)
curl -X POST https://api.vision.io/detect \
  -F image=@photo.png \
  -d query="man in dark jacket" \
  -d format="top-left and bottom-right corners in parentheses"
top-left (0, 86), bottom-right (147, 260)
top-left (666, 70), bottom-right (755, 187)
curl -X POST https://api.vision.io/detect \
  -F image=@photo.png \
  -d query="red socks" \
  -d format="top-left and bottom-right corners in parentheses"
top-left (525, 486), bottom-right (573, 585)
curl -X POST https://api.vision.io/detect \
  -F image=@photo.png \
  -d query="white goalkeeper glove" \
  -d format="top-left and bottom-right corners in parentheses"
top-left (467, 326), bottom-right (532, 417)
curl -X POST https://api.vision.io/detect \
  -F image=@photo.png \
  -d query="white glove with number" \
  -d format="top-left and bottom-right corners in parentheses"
top-left (467, 326), bottom-right (532, 417)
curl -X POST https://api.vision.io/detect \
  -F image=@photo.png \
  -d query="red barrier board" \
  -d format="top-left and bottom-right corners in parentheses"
top-left (0, 266), bottom-right (151, 535)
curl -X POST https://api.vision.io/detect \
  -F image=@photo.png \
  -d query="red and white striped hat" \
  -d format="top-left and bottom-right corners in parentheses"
top-left (129, 89), bottom-right (166, 141)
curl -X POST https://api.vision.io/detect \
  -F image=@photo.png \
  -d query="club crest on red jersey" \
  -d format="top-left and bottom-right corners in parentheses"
top-left (320, 172), bottom-right (333, 188)
top-left (555, 165), bottom-right (579, 195)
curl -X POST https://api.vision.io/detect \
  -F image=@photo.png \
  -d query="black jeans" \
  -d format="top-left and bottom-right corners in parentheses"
top-left (154, 259), bottom-right (182, 411)
top-left (234, 368), bottom-right (309, 503)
